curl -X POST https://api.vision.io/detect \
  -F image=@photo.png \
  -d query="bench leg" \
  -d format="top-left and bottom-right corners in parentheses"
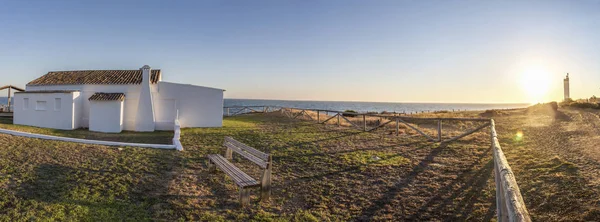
top-left (207, 159), bottom-right (216, 173)
top-left (260, 167), bottom-right (272, 201)
top-left (239, 188), bottom-right (250, 206)
top-left (225, 147), bottom-right (233, 160)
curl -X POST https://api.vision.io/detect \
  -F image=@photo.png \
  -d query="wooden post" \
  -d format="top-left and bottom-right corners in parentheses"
top-left (225, 147), bottom-right (233, 160)
top-left (207, 159), bottom-right (216, 173)
top-left (240, 188), bottom-right (250, 206)
top-left (396, 118), bottom-right (399, 136)
top-left (227, 108), bottom-right (230, 116)
top-left (363, 114), bottom-right (366, 131)
top-left (437, 120), bottom-right (442, 142)
top-left (261, 156), bottom-right (273, 201)
top-left (7, 87), bottom-right (10, 112)
top-left (317, 110), bottom-right (320, 123)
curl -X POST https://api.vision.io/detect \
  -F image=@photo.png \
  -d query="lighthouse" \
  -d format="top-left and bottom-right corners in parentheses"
top-left (563, 73), bottom-right (570, 101)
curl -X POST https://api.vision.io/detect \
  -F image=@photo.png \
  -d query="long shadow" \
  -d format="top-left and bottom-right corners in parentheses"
top-left (357, 143), bottom-right (447, 221)
top-left (17, 164), bottom-right (75, 202)
top-left (268, 131), bottom-right (366, 152)
top-left (404, 147), bottom-right (493, 220)
top-left (275, 144), bottom-right (430, 189)
top-left (16, 150), bottom-right (180, 220)
top-left (274, 141), bottom-right (423, 162)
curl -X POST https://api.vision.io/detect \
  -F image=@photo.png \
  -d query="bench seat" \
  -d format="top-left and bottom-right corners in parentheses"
top-left (207, 154), bottom-right (260, 188)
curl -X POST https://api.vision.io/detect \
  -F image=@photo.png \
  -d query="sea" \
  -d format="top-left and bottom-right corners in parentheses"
top-left (224, 99), bottom-right (529, 113)
top-left (0, 97), bottom-right (529, 113)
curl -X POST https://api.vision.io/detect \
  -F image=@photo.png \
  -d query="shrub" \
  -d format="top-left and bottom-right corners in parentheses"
top-left (342, 110), bottom-right (358, 117)
top-left (570, 102), bottom-right (599, 109)
top-left (559, 98), bottom-right (574, 107)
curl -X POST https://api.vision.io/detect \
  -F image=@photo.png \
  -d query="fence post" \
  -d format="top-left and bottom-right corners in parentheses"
top-left (226, 108), bottom-right (230, 116)
top-left (437, 120), bottom-right (442, 142)
top-left (396, 118), bottom-right (399, 136)
top-left (317, 110), bottom-right (320, 123)
top-left (363, 114), bottom-right (366, 131)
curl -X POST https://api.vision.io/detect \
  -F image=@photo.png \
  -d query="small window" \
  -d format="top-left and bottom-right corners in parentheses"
top-left (54, 98), bottom-right (61, 111)
top-left (23, 98), bottom-right (29, 110)
top-left (35, 101), bottom-right (47, 111)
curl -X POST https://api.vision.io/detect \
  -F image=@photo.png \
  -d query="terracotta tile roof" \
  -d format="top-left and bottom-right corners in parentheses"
top-left (88, 93), bottom-right (126, 101)
top-left (15, 90), bottom-right (78, 94)
top-left (27, 70), bottom-right (161, 86)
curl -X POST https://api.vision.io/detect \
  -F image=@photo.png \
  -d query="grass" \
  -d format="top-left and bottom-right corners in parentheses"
top-left (0, 108), bottom-right (599, 221)
top-left (0, 117), bottom-right (173, 144)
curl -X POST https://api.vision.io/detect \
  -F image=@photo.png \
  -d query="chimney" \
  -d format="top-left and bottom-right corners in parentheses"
top-left (135, 65), bottom-right (156, 131)
top-left (141, 64), bottom-right (151, 84)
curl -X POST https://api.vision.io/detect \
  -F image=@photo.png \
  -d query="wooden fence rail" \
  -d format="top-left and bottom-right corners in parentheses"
top-left (223, 106), bottom-right (531, 221)
top-left (491, 120), bottom-right (531, 222)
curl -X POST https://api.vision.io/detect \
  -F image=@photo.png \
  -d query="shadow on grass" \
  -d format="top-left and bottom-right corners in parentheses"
top-left (351, 141), bottom-right (495, 221)
top-left (277, 143), bottom-right (430, 189)
top-left (274, 141), bottom-right (423, 162)
top-left (405, 151), bottom-right (495, 221)
top-left (356, 143), bottom-right (447, 220)
top-left (16, 151), bottom-right (180, 220)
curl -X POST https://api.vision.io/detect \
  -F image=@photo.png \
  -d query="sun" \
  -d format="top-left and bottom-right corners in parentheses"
top-left (520, 66), bottom-right (551, 103)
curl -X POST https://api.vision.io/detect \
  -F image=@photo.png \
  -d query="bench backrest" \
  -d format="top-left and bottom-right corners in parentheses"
top-left (224, 137), bottom-right (271, 169)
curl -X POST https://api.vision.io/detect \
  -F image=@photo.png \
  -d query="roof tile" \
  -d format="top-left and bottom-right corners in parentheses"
top-left (27, 70), bottom-right (161, 85)
top-left (88, 93), bottom-right (126, 101)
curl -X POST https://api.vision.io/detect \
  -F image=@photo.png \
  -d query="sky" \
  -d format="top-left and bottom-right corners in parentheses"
top-left (1, 0), bottom-right (599, 103)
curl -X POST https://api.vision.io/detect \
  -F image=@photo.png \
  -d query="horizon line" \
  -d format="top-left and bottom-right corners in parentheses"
top-left (224, 97), bottom-right (534, 105)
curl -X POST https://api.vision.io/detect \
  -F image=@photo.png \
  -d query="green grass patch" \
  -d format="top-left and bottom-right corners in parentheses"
top-left (339, 150), bottom-right (410, 167)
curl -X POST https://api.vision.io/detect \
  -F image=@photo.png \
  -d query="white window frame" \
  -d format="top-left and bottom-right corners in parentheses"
top-left (35, 101), bottom-right (47, 111)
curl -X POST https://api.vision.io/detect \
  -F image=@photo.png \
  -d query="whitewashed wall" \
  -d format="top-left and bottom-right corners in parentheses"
top-left (156, 82), bottom-right (223, 129)
top-left (13, 92), bottom-right (80, 130)
top-left (89, 100), bottom-right (124, 133)
top-left (26, 81), bottom-right (223, 131)
top-left (26, 84), bottom-right (154, 130)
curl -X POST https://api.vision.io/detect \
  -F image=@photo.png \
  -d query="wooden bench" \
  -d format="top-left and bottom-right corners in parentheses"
top-left (207, 136), bottom-right (272, 206)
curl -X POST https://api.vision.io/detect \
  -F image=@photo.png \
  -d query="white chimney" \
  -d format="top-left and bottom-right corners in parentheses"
top-left (135, 65), bottom-right (156, 132)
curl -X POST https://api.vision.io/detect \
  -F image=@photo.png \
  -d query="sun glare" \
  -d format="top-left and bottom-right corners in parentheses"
top-left (520, 66), bottom-right (551, 103)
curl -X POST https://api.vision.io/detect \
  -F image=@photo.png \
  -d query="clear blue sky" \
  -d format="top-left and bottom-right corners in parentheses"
top-left (1, 0), bottom-right (599, 103)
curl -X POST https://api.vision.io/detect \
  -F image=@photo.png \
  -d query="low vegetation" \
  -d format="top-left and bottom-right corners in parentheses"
top-left (0, 107), bottom-right (599, 221)
top-left (560, 98), bottom-right (600, 109)
top-left (0, 118), bottom-right (173, 144)
top-left (342, 110), bottom-right (357, 117)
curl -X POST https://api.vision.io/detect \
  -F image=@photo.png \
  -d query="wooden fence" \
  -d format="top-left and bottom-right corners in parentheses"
top-left (224, 105), bottom-right (531, 221)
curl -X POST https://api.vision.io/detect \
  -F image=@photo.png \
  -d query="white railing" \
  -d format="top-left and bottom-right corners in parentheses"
top-left (173, 110), bottom-right (183, 151)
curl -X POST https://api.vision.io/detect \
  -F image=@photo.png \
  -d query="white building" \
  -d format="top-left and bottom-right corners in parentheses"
top-left (13, 65), bottom-right (224, 133)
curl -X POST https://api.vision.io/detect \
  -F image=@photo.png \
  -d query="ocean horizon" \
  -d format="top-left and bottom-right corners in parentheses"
top-left (0, 97), bottom-right (530, 113)
top-left (224, 98), bottom-right (529, 113)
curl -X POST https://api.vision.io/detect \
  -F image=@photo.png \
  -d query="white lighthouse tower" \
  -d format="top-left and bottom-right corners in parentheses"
top-left (563, 73), bottom-right (570, 101)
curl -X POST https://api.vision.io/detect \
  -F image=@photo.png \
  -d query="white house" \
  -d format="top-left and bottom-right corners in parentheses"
top-left (13, 65), bottom-right (224, 133)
